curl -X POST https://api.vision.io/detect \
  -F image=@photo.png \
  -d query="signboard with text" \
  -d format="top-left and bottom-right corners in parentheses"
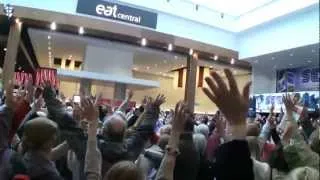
top-left (255, 91), bottom-right (320, 113)
top-left (76, 0), bottom-right (158, 29)
top-left (277, 67), bottom-right (319, 92)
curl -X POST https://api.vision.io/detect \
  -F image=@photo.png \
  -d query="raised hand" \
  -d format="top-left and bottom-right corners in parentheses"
top-left (5, 80), bottom-right (14, 108)
top-left (270, 103), bottom-right (275, 114)
top-left (80, 97), bottom-right (98, 122)
top-left (34, 96), bottom-right (44, 111)
top-left (203, 69), bottom-right (251, 126)
top-left (127, 90), bottom-right (134, 100)
top-left (172, 101), bottom-right (189, 134)
top-left (282, 94), bottom-right (295, 113)
top-left (153, 94), bottom-right (166, 107)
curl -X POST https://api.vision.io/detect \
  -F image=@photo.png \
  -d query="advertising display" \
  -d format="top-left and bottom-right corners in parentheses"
top-left (255, 91), bottom-right (320, 113)
top-left (77, 0), bottom-right (158, 29)
top-left (277, 67), bottom-right (319, 92)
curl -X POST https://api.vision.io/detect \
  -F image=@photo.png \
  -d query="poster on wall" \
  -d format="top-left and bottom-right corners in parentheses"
top-left (276, 67), bottom-right (319, 92)
top-left (255, 91), bottom-right (320, 113)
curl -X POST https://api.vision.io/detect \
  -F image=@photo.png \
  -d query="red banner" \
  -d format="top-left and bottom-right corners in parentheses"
top-left (14, 72), bottom-right (33, 86)
top-left (35, 68), bottom-right (59, 87)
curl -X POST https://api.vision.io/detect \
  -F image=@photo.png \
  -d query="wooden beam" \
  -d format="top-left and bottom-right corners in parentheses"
top-left (3, 20), bottom-right (22, 88)
top-left (184, 55), bottom-right (197, 113)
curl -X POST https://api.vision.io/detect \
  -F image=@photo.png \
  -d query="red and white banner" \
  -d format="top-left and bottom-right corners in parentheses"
top-left (14, 72), bottom-right (33, 86)
top-left (35, 68), bottom-right (59, 87)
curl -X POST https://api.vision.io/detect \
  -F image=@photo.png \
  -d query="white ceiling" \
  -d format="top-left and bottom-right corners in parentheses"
top-left (187, 0), bottom-right (273, 16)
top-left (243, 43), bottom-right (319, 70)
top-left (28, 28), bottom-right (250, 77)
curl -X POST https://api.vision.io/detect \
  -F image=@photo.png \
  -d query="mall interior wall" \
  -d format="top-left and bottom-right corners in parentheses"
top-left (237, 4), bottom-right (319, 59)
top-left (251, 65), bottom-right (277, 94)
top-left (59, 70), bottom-right (251, 113)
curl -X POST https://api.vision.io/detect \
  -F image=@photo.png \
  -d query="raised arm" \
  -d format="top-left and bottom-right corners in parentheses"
top-left (0, 81), bottom-right (14, 149)
top-left (259, 104), bottom-right (274, 141)
top-left (115, 90), bottom-right (133, 113)
top-left (155, 101), bottom-right (188, 180)
top-left (203, 69), bottom-right (254, 180)
top-left (42, 82), bottom-right (87, 163)
top-left (126, 95), bottom-right (166, 160)
top-left (82, 97), bottom-right (102, 180)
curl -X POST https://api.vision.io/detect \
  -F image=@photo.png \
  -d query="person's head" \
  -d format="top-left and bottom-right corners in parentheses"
top-left (159, 124), bottom-right (172, 136)
top-left (22, 117), bottom-right (58, 153)
top-left (246, 136), bottom-right (262, 161)
top-left (309, 128), bottom-right (320, 156)
top-left (246, 123), bottom-right (260, 136)
top-left (195, 124), bottom-right (209, 138)
top-left (193, 133), bottom-right (207, 156)
top-left (158, 134), bottom-right (170, 150)
top-left (104, 161), bottom-right (144, 180)
top-left (103, 114), bottom-right (127, 142)
top-left (284, 167), bottom-right (319, 180)
top-left (34, 87), bottom-right (43, 99)
top-left (293, 93), bottom-right (301, 105)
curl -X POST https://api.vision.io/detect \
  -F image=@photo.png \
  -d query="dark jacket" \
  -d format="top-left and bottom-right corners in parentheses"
top-left (174, 133), bottom-right (200, 180)
top-left (43, 86), bottom-right (159, 179)
top-left (213, 140), bottom-right (254, 180)
top-left (23, 151), bottom-right (63, 180)
top-left (0, 106), bottom-right (14, 180)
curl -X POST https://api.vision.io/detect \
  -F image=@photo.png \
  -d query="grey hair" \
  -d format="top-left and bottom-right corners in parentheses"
top-left (193, 133), bottom-right (207, 156)
top-left (195, 124), bottom-right (209, 138)
top-left (102, 114), bottom-right (127, 141)
top-left (284, 167), bottom-right (319, 180)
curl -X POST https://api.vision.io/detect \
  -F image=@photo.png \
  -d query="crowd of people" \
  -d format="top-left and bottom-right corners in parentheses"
top-left (0, 69), bottom-right (319, 180)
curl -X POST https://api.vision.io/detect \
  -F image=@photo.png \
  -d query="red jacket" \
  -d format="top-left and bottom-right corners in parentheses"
top-left (8, 99), bottom-right (30, 143)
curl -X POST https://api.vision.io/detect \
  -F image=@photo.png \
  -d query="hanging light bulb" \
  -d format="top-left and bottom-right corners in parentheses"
top-left (168, 43), bottom-right (173, 51)
top-left (141, 38), bottom-right (147, 46)
top-left (4, 4), bottom-right (14, 18)
top-left (79, 26), bottom-right (84, 35)
top-left (50, 22), bottom-right (57, 30)
top-left (231, 58), bottom-right (235, 64)
top-left (189, 48), bottom-right (193, 55)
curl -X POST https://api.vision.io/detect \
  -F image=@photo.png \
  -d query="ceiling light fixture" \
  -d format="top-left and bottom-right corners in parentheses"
top-left (48, 47), bottom-right (51, 50)
top-left (79, 26), bottom-right (84, 35)
top-left (193, 53), bottom-right (198, 59)
top-left (271, 57), bottom-right (275, 60)
top-left (168, 43), bottom-right (173, 51)
top-left (15, 18), bottom-right (21, 24)
top-left (214, 55), bottom-right (218, 61)
top-left (50, 22), bottom-right (57, 30)
top-left (189, 48), bottom-right (193, 55)
top-left (289, 53), bottom-right (293, 56)
top-left (231, 58), bottom-right (235, 64)
top-left (48, 35), bottom-right (51, 39)
top-left (3, 48), bottom-right (7, 51)
top-left (209, 66), bottom-right (213, 68)
top-left (141, 38), bottom-right (147, 46)
top-left (4, 4), bottom-right (14, 18)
